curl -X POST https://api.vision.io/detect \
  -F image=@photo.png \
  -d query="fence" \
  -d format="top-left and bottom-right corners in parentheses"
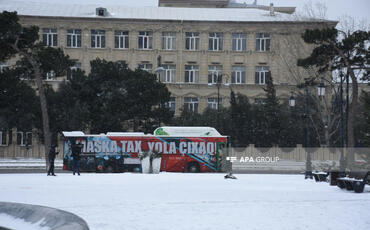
top-left (227, 144), bottom-right (369, 173)
top-left (0, 128), bottom-right (63, 159)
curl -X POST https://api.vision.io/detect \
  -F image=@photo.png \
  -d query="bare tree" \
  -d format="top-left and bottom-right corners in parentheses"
top-left (277, 1), bottom-right (346, 147)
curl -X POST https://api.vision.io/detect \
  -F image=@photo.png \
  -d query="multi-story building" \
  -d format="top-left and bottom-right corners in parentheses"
top-left (0, 0), bottom-right (337, 115)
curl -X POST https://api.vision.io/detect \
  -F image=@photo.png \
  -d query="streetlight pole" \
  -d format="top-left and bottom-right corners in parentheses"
top-left (339, 71), bottom-right (346, 174)
top-left (155, 55), bottom-right (164, 128)
top-left (290, 80), bottom-right (326, 179)
top-left (216, 75), bottom-right (221, 128)
top-left (304, 80), bottom-right (313, 179)
top-left (213, 73), bottom-right (230, 128)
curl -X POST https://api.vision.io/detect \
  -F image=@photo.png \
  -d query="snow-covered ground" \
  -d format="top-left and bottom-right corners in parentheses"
top-left (0, 173), bottom-right (369, 230)
top-left (0, 158), bottom-right (62, 167)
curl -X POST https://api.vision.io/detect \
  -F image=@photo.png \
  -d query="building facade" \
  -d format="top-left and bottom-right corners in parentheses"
top-left (1, 0), bottom-right (337, 116)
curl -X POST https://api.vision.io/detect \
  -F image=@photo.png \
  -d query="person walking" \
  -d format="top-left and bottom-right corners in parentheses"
top-left (72, 143), bottom-right (82, 175)
top-left (47, 145), bottom-right (58, 176)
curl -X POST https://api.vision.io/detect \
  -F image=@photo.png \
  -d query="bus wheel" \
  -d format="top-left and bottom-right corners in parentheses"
top-left (105, 165), bottom-right (114, 173)
top-left (187, 162), bottom-right (200, 173)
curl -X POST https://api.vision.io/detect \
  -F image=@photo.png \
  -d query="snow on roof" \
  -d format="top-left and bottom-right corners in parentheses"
top-left (107, 132), bottom-right (151, 136)
top-left (62, 131), bottom-right (85, 137)
top-left (0, 0), bottom-right (324, 22)
top-left (154, 126), bottom-right (224, 137)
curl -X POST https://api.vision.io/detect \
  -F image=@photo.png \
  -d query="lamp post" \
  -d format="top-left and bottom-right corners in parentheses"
top-left (155, 66), bottom-right (165, 128)
top-left (289, 92), bottom-right (295, 107)
top-left (289, 79), bottom-right (326, 179)
top-left (339, 71), bottom-right (346, 175)
top-left (317, 82), bottom-right (326, 97)
top-left (209, 73), bottom-right (230, 128)
top-left (304, 79), bottom-right (313, 179)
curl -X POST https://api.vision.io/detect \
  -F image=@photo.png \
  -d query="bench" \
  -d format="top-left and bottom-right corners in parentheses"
top-left (337, 171), bottom-right (370, 193)
top-left (312, 172), bottom-right (329, 182)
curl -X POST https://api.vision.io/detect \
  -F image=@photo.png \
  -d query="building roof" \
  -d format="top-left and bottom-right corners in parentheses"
top-left (0, 0), bottom-right (333, 23)
top-left (159, 0), bottom-right (230, 8)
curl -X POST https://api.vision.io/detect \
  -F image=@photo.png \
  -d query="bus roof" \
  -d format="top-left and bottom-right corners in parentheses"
top-left (62, 127), bottom-right (225, 137)
top-left (154, 126), bottom-right (223, 137)
top-left (62, 131), bottom-right (85, 137)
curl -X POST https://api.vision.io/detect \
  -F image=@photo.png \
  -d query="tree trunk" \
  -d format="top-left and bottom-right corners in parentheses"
top-left (334, 47), bottom-right (358, 166)
top-left (11, 42), bottom-right (52, 172)
top-left (347, 70), bottom-right (358, 165)
top-left (26, 55), bottom-right (51, 171)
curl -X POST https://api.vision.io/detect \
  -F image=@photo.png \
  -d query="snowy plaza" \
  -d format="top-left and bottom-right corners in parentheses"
top-left (0, 173), bottom-right (369, 230)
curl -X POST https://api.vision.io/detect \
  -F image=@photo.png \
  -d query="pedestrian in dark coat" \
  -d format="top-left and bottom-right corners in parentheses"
top-left (72, 143), bottom-right (82, 175)
top-left (47, 145), bottom-right (58, 176)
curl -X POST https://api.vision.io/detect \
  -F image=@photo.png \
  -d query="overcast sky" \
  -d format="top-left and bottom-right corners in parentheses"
top-left (257, 0), bottom-right (369, 21)
top-left (10, 0), bottom-right (370, 22)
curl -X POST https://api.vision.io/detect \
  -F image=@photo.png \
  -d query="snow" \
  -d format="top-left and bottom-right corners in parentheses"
top-left (154, 126), bottom-right (224, 137)
top-left (0, 0), bottom-right (328, 22)
top-left (0, 213), bottom-right (49, 230)
top-left (62, 131), bottom-right (85, 137)
top-left (0, 173), bottom-right (369, 230)
top-left (0, 158), bottom-right (62, 167)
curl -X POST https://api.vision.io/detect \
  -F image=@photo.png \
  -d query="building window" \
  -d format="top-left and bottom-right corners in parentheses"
top-left (208, 98), bottom-right (222, 110)
top-left (232, 33), bottom-right (246, 51)
top-left (162, 32), bottom-right (176, 50)
top-left (138, 63), bottom-right (152, 73)
top-left (0, 130), bottom-right (10, 145)
top-left (67, 62), bottom-right (82, 80)
top-left (91, 30), bottom-right (105, 48)
top-left (26, 132), bottom-right (32, 146)
top-left (166, 97), bottom-right (176, 112)
top-left (42, 28), bottom-right (57, 47)
top-left (0, 62), bottom-right (8, 73)
top-left (185, 32), bottom-right (199, 51)
top-left (17, 131), bottom-right (32, 146)
top-left (184, 97), bottom-right (198, 113)
top-left (185, 65), bottom-right (199, 83)
top-left (115, 31), bottom-right (129, 49)
top-left (138, 31), bottom-right (153, 50)
top-left (17, 132), bottom-right (24, 145)
top-left (46, 71), bottom-right (56, 81)
top-left (67, 29), bottom-right (81, 48)
top-left (255, 66), bottom-right (270, 85)
top-left (208, 65), bottom-right (223, 84)
top-left (256, 33), bottom-right (270, 51)
top-left (232, 66), bottom-right (246, 84)
top-left (162, 64), bottom-right (176, 83)
top-left (208, 32), bottom-right (223, 51)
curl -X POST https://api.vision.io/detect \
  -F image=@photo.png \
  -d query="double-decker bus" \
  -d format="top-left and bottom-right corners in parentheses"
top-left (62, 127), bottom-right (228, 173)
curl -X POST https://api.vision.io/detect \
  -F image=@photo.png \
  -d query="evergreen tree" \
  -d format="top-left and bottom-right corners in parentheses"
top-left (355, 91), bottom-right (370, 169)
top-left (356, 91), bottom-right (370, 147)
top-left (297, 27), bottom-right (370, 160)
top-left (0, 68), bottom-right (39, 132)
top-left (201, 107), bottom-right (230, 136)
top-left (278, 103), bottom-right (305, 147)
top-left (0, 11), bottom-right (73, 165)
top-left (172, 107), bottom-right (203, 126)
top-left (77, 59), bottom-right (172, 133)
top-left (229, 91), bottom-right (253, 147)
top-left (261, 74), bottom-right (281, 146)
top-left (46, 70), bottom-right (89, 142)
